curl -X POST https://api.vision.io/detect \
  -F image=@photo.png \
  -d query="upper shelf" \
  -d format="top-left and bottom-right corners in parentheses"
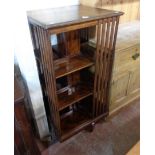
top-left (54, 43), bottom-right (96, 79)
top-left (27, 5), bottom-right (124, 29)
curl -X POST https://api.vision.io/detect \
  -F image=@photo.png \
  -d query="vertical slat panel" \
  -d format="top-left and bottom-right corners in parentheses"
top-left (34, 25), bottom-right (61, 136)
top-left (36, 26), bottom-right (55, 125)
top-left (105, 16), bottom-right (120, 112)
top-left (93, 16), bottom-right (120, 117)
top-left (100, 17), bottom-right (115, 112)
top-left (38, 27), bottom-right (57, 127)
top-left (44, 29), bottom-right (61, 134)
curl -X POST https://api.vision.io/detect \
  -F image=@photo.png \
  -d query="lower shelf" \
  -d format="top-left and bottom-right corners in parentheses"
top-left (58, 83), bottom-right (93, 111)
top-left (60, 110), bottom-right (91, 140)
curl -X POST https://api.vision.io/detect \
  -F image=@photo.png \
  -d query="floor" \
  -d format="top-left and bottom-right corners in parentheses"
top-left (42, 99), bottom-right (140, 155)
top-left (126, 141), bottom-right (140, 155)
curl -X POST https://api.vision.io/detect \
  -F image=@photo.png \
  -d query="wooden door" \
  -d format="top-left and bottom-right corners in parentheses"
top-left (110, 72), bottom-right (130, 104)
top-left (110, 68), bottom-right (140, 111)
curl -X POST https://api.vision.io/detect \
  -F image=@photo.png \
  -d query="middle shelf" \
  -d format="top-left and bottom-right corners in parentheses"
top-left (56, 66), bottom-right (94, 111)
top-left (54, 55), bottom-right (94, 79)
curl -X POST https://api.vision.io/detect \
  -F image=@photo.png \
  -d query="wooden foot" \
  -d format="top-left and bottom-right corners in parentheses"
top-left (86, 122), bottom-right (95, 132)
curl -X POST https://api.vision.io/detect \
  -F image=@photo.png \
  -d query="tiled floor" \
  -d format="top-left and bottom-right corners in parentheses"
top-left (42, 99), bottom-right (140, 155)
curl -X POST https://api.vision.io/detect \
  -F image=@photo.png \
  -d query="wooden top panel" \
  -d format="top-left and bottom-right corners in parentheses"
top-left (27, 5), bottom-right (123, 29)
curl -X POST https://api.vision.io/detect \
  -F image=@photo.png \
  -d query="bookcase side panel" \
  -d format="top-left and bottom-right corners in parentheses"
top-left (31, 24), bottom-right (61, 137)
top-left (93, 16), bottom-right (120, 118)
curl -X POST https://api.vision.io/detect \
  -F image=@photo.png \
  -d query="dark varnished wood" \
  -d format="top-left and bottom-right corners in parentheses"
top-left (27, 5), bottom-right (123, 29)
top-left (60, 110), bottom-right (92, 141)
top-left (48, 20), bottom-right (97, 34)
top-left (55, 55), bottom-right (94, 79)
top-left (93, 16), bottom-right (120, 117)
top-left (58, 83), bottom-right (93, 111)
top-left (28, 5), bottom-right (123, 142)
top-left (85, 122), bottom-right (95, 132)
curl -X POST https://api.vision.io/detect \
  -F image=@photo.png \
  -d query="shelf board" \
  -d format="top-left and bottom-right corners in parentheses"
top-left (54, 55), bottom-right (94, 79)
top-left (60, 110), bottom-right (91, 140)
top-left (58, 84), bottom-right (93, 111)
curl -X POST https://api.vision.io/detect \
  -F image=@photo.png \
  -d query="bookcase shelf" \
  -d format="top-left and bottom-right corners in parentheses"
top-left (58, 83), bottom-right (93, 111)
top-left (54, 55), bottom-right (94, 79)
top-left (60, 110), bottom-right (91, 139)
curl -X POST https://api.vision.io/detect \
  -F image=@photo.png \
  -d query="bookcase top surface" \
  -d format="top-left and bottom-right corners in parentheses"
top-left (27, 5), bottom-right (123, 29)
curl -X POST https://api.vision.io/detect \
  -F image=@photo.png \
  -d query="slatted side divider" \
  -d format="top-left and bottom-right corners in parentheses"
top-left (93, 16), bottom-right (120, 117)
top-left (104, 16), bottom-right (120, 113)
top-left (79, 28), bottom-right (89, 43)
top-left (32, 25), bottom-right (61, 136)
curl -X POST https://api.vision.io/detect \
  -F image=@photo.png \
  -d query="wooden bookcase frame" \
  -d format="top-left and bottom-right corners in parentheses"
top-left (28, 6), bottom-right (123, 141)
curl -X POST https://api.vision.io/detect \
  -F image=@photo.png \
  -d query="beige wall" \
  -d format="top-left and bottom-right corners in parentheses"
top-left (80, 0), bottom-right (140, 23)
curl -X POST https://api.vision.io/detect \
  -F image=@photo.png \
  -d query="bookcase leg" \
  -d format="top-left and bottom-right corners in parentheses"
top-left (86, 122), bottom-right (95, 132)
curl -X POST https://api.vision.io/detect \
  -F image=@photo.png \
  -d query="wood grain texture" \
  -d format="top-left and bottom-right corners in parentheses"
top-left (80, 0), bottom-right (140, 23)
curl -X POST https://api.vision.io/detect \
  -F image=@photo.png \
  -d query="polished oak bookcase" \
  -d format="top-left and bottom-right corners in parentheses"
top-left (28, 5), bottom-right (123, 141)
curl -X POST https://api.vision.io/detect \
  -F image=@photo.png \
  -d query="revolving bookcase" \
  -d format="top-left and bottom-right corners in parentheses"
top-left (28, 5), bottom-right (123, 141)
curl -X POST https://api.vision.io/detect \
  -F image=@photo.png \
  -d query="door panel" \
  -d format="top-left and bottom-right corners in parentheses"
top-left (111, 72), bottom-right (130, 104)
top-left (128, 68), bottom-right (140, 94)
